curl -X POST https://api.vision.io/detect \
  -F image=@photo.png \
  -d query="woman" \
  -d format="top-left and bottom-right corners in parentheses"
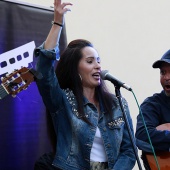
top-left (35, 0), bottom-right (136, 169)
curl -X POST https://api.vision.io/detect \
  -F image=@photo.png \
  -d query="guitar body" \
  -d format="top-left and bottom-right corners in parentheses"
top-left (145, 152), bottom-right (170, 170)
top-left (145, 123), bottom-right (170, 170)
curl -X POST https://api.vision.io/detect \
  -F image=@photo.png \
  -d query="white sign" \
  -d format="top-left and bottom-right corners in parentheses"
top-left (0, 41), bottom-right (35, 75)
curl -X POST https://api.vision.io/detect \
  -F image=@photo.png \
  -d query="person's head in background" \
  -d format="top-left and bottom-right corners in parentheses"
top-left (153, 49), bottom-right (170, 96)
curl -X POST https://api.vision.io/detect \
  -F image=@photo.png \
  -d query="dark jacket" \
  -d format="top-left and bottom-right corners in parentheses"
top-left (136, 90), bottom-right (170, 152)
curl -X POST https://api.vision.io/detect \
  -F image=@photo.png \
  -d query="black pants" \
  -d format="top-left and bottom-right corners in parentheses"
top-left (34, 152), bottom-right (61, 170)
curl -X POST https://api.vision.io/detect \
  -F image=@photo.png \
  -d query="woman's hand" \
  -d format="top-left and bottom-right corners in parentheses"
top-left (53, 0), bottom-right (72, 25)
top-left (44, 0), bottom-right (72, 49)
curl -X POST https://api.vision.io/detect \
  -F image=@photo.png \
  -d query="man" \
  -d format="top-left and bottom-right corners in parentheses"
top-left (135, 49), bottom-right (170, 170)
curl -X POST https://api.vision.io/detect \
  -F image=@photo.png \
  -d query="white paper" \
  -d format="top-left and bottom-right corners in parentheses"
top-left (0, 41), bottom-right (35, 75)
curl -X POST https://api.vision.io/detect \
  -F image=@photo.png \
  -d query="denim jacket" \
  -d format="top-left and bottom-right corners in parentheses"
top-left (35, 44), bottom-right (136, 170)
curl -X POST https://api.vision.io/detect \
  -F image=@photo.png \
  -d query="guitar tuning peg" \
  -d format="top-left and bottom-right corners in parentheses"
top-left (1, 77), bottom-right (4, 81)
top-left (12, 95), bottom-right (16, 98)
top-left (24, 88), bottom-right (27, 90)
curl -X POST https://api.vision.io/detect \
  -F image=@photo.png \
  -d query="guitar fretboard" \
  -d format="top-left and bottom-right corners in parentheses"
top-left (0, 84), bottom-right (8, 99)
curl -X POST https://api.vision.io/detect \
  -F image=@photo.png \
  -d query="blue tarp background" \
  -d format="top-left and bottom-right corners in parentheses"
top-left (0, 1), bottom-right (67, 169)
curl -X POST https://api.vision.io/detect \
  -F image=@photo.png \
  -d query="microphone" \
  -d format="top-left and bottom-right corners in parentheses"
top-left (100, 70), bottom-right (132, 91)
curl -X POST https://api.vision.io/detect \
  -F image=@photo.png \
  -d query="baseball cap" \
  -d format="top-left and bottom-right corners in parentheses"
top-left (152, 49), bottom-right (170, 68)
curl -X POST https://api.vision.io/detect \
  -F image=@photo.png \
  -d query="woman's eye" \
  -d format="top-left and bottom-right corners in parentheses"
top-left (87, 60), bottom-right (92, 63)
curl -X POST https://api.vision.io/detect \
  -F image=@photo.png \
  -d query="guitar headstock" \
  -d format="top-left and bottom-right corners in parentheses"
top-left (0, 67), bottom-right (35, 99)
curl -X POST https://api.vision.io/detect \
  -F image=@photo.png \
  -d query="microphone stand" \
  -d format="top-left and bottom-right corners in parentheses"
top-left (114, 86), bottom-right (143, 170)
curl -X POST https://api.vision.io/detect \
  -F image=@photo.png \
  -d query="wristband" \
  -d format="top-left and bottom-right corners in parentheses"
top-left (51, 21), bottom-right (63, 27)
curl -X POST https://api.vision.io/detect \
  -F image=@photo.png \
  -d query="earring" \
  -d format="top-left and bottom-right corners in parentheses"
top-left (79, 74), bottom-right (82, 81)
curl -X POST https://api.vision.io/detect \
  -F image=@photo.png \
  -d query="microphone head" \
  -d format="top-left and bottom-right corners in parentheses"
top-left (100, 70), bottom-right (109, 80)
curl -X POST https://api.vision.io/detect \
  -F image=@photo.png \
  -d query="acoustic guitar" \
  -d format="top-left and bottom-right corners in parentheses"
top-left (145, 123), bottom-right (170, 170)
top-left (0, 67), bottom-right (36, 99)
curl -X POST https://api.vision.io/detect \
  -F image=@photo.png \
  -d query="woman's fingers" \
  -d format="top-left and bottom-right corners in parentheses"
top-left (60, 2), bottom-right (73, 9)
top-left (54, 0), bottom-right (61, 6)
top-left (54, 2), bottom-right (72, 14)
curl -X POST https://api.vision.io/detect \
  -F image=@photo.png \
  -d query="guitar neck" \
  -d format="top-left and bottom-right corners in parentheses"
top-left (0, 83), bottom-right (9, 99)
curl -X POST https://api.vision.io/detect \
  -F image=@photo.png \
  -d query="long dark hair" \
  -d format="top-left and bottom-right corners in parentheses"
top-left (56, 39), bottom-right (117, 124)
